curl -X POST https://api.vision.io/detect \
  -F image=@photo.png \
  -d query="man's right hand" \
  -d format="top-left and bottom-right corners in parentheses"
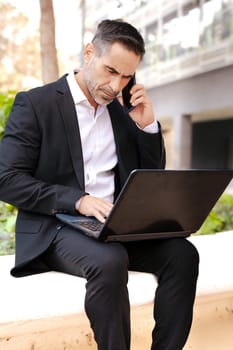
top-left (75, 195), bottom-right (113, 223)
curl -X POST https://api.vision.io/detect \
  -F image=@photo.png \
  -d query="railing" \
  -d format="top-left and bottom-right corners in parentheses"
top-left (143, 1), bottom-right (233, 67)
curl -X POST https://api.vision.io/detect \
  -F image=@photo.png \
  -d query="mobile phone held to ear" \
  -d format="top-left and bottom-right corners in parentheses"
top-left (122, 74), bottom-right (136, 112)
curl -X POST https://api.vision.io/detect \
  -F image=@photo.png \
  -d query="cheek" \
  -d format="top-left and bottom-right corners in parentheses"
top-left (97, 69), bottom-right (110, 83)
top-left (87, 61), bottom-right (111, 88)
top-left (93, 65), bottom-right (110, 85)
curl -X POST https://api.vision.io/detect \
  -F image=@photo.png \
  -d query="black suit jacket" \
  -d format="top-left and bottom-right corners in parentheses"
top-left (0, 75), bottom-right (165, 277)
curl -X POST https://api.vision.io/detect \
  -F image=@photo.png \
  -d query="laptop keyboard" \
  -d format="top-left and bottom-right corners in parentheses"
top-left (69, 219), bottom-right (104, 238)
top-left (72, 220), bottom-right (103, 232)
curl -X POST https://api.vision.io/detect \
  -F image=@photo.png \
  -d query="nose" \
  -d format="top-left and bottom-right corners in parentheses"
top-left (109, 76), bottom-right (123, 94)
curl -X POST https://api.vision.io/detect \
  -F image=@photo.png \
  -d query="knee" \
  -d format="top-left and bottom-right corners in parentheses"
top-left (179, 239), bottom-right (199, 281)
top-left (178, 239), bottom-right (199, 262)
top-left (90, 243), bottom-right (129, 287)
top-left (168, 239), bottom-right (199, 279)
top-left (186, 239), bottom-right (199, 267)
top-left (107, 243), bottom-right (128, 273)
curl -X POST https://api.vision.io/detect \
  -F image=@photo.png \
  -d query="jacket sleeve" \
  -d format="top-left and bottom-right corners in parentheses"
top-left (0, 92), bottom-right (85, 215)
top-left (136, 122), bottom-right (166, 169)
top-left (109, 98), bottom-right (166, 171)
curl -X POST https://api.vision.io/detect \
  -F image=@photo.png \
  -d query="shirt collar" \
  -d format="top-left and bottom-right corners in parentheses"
top-left (66, 70), bottom-right (87, 105)
top-left (66, 70), bottom-right (108, 118)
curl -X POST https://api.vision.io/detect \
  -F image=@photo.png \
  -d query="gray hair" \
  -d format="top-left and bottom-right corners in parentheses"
top-left (92, 19), bottom-right (145, 59)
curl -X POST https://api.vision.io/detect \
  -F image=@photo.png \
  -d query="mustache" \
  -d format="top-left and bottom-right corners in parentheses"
top-left (100, 87), bottom-right (119, 99)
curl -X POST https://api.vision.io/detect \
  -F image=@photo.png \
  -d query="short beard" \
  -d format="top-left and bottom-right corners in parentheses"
top-left (83, 59), bottom-right (117, 106)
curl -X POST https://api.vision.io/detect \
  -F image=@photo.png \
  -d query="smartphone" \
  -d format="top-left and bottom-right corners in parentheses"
top-left (122, 74), bottom-right (136, 112)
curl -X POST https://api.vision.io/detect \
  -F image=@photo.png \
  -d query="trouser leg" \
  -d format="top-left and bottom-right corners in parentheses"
top-left (124, 238), bottom-right (199, 350)
top-left (43, 227), bottom-right (131, 350)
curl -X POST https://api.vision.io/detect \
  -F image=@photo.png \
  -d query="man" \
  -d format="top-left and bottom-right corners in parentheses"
top-left (0, 20), bottom-right (199, 350)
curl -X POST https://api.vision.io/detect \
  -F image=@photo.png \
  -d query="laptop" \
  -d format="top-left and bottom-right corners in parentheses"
top-left (56, 169), bottom-right (233, 242)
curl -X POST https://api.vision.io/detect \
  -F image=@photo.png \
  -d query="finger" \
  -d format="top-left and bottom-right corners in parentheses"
top-left (91, 204), bottom-right (112, 223)
top-left (78, 195), bottom-right (113, 220)
top-left (130, 90), bottom-right (146, 106)
top-left (131, 95), bottom-right (145, 107)
top-left (96, 201), bottom-right (113, 222)
top-left (130, 84), bottom-right (144, 94)
top-left (94, 210), bottom-right (106, 223)
top-left (96, 201), bottom-right (113, 218)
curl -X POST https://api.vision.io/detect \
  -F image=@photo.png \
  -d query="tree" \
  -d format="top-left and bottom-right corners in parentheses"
top-left (0, 2), bottom-right (41, 91)
top-left (39, 0), bottom-right (59, 83)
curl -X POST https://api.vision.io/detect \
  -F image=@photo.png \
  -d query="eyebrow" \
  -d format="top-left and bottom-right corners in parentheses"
top-left (105, 65), bottom-right (133, 79)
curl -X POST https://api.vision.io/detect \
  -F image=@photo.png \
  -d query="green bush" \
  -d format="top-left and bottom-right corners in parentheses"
top-left (0, 91), bottom-right (16, 255)
top-left (0, 202), bottom-right (16, 255)
top-left (196, 193), bottom-right (233, 235)
top-left (0, 91), bottom-right (16, 140)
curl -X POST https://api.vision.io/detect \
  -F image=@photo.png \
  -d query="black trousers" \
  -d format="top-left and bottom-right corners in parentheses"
top-left (42, 226), bottom-right (199, 350)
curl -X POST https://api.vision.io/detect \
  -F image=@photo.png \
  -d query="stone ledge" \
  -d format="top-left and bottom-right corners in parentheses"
top-left (189, 231), bottom-right (233, 295)
top-left (0, 258), bottom-right (157, 323)
top-left (0, 231), bottom-right (233, 350)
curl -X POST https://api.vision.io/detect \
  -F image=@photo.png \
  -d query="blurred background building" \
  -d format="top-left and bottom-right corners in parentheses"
top-left (82, 0), bottom-right (233, 171)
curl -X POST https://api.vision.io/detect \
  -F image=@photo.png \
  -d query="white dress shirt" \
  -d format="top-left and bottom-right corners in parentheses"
top-left (67, 71), bottom-right (117, 203)
top-left (67, 71), bottom-right (159, 204)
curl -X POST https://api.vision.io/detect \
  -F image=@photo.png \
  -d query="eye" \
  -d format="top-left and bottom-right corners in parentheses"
top-left (106, 66), bottom-right (117, 74)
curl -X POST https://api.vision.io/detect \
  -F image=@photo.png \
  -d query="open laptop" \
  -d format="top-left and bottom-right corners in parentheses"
top-left (56, 169), bottom-right (233, 242)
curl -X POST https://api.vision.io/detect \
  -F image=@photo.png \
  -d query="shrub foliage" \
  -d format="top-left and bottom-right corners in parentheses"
top-left (0, 91), bottom-right (15, 139)
top-left (197, 193), bottom-right (233, 235)
top-left (0, 91), bottom-right (16, 255)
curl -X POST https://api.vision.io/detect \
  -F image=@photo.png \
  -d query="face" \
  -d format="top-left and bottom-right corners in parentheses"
top-left (81, 42), bottom-right (141, 106)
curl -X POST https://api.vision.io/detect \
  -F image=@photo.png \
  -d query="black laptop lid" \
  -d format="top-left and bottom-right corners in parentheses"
top-left (99, 169), bottom-right (233, 241)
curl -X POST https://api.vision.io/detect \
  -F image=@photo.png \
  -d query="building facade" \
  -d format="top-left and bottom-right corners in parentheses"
top-left (83, 0), bottom-right (233, 171)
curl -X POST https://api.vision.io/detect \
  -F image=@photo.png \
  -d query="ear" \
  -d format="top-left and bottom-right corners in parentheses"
top-left (84, 43), bottom-right (95, 63)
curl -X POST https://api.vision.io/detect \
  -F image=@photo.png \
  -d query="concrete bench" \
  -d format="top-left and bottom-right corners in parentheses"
top-left (0, 231), bottom-right (233, 350)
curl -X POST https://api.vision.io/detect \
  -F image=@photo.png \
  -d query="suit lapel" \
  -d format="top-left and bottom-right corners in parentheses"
top-left (108, 100), bottom-right (137, 185)
top-left (55, 76), bottom-right (85, 190)
top-left (54, 79), bottom-right (137, 192)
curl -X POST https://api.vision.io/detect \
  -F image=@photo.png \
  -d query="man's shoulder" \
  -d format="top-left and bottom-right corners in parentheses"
top-left (26, 74), bottom-right (69, 98)
top-left (13, 75), bottom-right (70, 111)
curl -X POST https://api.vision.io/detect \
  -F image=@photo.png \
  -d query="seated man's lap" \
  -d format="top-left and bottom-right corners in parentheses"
top-left (42, 226), bottom-right (129, 278)
top-left (43, 227), bottom-right (198, 283)
top-left (123, 238), bottom-right (199, 276)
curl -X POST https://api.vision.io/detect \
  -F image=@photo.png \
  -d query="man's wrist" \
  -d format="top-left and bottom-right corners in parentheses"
top-left (75, 193), bottom-right (89, 211)
top-left (136, 120), bottom-right (159, 133)
top-left (75, 199), bottom-right (81, 211)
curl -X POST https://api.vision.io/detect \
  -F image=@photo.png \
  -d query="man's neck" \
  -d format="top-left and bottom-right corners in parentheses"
top-left (74, 70), bottom-right (98, 111)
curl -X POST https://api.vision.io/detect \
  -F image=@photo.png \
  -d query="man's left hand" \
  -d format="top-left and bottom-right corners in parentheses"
top-left (126, 84), bottom-right (155, 128)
